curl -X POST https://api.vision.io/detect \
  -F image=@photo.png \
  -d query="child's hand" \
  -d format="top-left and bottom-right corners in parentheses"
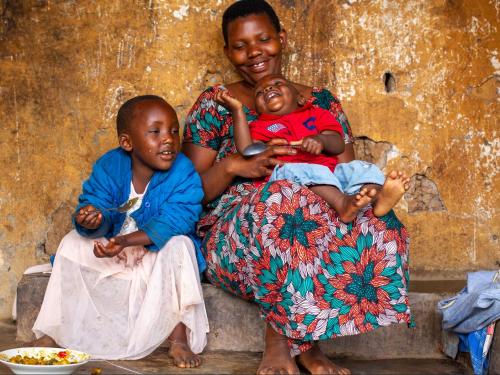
top-left (301, 135), bottom-right (324, 155)
top-left (74, 205), bottom-right (103, 229)
top-left (93, 236), bottom-right (125, 258)
top-left (214, 89), bottom-right (243, 112)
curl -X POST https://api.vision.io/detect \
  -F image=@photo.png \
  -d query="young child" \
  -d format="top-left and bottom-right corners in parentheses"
top-left (216, 74), bottom-right (410, 223)
top-left (31, 95), bottom-right (209, 368)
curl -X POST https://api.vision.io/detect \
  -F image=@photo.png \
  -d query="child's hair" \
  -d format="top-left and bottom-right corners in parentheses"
top-left (222, 0), bottom-right (281, 45)
top-left (116, 95), bottom-right (167, 136)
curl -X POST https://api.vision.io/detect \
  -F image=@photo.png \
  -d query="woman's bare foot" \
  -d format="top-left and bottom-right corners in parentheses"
top-left (373, 170), bottom-right (410, 217)
top-left (167, 323), bottom-right (201, 368)
top-left (257, 324), bottom-right (299, 375)
top-left (297, 344), bottom-right (350, 375)
top-left (24, 335), bottom-right (59, 347)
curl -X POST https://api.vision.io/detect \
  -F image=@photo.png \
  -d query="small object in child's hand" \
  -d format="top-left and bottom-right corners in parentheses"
top-left (72, 197), bottom-right (140, 217)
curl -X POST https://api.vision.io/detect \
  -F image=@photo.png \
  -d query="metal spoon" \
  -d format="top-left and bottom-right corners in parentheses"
top-left (72, 197), bottom-right (140, 217)
top-left (241, 140), bottom-right (303, 157)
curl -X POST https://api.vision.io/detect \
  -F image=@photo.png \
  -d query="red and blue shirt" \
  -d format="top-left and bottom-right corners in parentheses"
top-left (249, 102), bottom-right (344, 171)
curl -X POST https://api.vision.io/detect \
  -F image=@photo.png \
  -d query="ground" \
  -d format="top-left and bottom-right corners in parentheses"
top-left (0, 319), bottom-right (472, 375)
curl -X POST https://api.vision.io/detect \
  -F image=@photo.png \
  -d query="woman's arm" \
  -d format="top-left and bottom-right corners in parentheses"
top-left (182, 142), bottom-right (293, 205)
top-left (182, 143), bottom-right (236, 204)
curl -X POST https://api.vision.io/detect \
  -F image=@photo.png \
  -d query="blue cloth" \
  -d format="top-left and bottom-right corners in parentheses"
top-left (458, 327), bottom-right (491, 375)
top-left (269, 160), bottom-right (385, 195)
top-left (73, 147), bottom-right (206, 272)
top-left (438, 270), bottom-right (500, 333)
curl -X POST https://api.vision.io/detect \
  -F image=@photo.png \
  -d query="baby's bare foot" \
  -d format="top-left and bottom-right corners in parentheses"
top-left (373, 170), bottom-right (410, 217)
top-left (257, 325), bottom-right (299, 375)
top-left (297, 344), bottom-right (350, 375)
top-left (338, 187), bottom-right (377, 223)
top-left (24, 335), bottom-right (58, 347)
top-left (168, 340), bottom-right (201, 368)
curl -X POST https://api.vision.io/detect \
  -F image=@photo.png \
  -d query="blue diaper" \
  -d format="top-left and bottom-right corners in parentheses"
top-left (269, 160), bottom-right (385, 195)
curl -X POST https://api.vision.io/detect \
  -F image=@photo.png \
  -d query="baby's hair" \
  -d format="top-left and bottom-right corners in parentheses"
top-left (222, 0), bottom-right (281, 45)
top-left (116, 95), bottom-right (166, 136)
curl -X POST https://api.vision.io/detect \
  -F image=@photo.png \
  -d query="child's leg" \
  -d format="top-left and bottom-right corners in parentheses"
top-left (25, 335), bottom-right (59, 347)
top-left (167, 322), bottom-right (201, 368)
top-left (372, 170), bottom-right (410, 216)
top-left (309, 185), bottom-right (377, 223)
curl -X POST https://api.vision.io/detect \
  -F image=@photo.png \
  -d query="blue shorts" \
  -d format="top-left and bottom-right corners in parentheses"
top-left (269, 160), bottom-right (385, 195)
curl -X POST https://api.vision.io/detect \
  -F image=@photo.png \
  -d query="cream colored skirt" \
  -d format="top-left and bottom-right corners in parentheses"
top-left (32, 230), bottom-right (209, 360)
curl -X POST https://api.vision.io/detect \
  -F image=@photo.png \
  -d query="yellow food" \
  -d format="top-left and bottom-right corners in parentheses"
top-left (3, 350), bottom-right (81, 365)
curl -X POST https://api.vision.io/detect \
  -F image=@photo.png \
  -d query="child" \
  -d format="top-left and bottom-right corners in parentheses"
top-left (31, 95), bottom-right (209, 368)
top-left (216, 74), bottom-right (410, 223)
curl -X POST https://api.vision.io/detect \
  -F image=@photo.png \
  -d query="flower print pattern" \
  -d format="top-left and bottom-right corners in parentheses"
top-left (184, 87), bottom-right (411, 356)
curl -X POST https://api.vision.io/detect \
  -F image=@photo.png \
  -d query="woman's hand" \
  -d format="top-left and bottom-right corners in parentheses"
top-left (74, 205), bottom-right (103, 230)
top-left (228, 143), bottom-right (296, 179)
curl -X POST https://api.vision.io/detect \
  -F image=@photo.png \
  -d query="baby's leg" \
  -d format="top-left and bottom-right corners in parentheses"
top-left (373, 170), bottom-right (410, 217)
top-left (310, 185), bottom-right (377, 223)
top-left (167, 322), bottom-right (201, 368)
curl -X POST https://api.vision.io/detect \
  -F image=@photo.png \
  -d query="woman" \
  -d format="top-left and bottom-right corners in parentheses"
top-left (182, 1), bottom-right (411, 374)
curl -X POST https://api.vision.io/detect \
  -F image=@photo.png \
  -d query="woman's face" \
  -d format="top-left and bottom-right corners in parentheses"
top-left (224, 14), bottom-right (286, 87)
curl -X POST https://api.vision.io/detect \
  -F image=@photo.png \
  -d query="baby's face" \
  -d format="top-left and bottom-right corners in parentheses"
top-left (127, 100), bottom-right (180, 172)
top-left (254, 74), bottom-right (299, 116)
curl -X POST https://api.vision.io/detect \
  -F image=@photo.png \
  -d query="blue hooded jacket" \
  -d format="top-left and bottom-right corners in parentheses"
top-left (72, 147), bottom-right (206, 272)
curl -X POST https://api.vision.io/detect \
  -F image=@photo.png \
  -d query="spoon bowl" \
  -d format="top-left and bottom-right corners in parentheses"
top-left (241, 141), bottom-right (303, 157)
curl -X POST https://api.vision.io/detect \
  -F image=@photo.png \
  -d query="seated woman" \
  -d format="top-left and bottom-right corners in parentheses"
top-left (182, 1), bottom-right (412, 374)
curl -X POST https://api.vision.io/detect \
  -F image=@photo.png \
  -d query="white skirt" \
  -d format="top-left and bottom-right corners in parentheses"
top-left (32, 230), bottom-right (209, 360)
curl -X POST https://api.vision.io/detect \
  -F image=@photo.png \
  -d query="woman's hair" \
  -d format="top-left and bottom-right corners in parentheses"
top-left (116, 95), bottom-right (166, 135)
top-left (222, 0), bottom-right (281, 45)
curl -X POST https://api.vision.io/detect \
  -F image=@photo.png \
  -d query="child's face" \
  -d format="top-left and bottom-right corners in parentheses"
top-left (254, 74), bottom-right (300, 116)
top-left (122, 100), bottom-right (180, 173)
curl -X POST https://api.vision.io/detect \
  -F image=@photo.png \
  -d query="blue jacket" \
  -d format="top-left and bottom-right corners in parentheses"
top-left (73, 147), bottom-right (206, 272)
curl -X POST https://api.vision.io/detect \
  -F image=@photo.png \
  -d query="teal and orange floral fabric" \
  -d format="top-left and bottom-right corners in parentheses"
top-left (184, 86), bottom-right (411, 355)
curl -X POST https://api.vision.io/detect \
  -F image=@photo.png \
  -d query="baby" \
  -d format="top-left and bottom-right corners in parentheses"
top-left (216, 74), bottom-right (409, 222)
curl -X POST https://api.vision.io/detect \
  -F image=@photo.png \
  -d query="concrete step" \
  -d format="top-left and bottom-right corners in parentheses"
top-left (13, 273), bottom-right (497, 371)
top-left (0, 320), bottom-right (472, 375)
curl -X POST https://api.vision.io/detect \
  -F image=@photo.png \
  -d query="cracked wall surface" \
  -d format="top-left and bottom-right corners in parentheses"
top-left (0, 0), bottom-right (498, 319)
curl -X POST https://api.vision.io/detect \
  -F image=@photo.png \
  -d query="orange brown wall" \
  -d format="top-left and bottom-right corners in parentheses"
top-left (0, 0), bottom-right (498, 319)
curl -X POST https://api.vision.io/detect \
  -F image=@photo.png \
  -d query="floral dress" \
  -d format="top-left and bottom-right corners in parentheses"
top-left (184, 86), bottom-right (412, 356)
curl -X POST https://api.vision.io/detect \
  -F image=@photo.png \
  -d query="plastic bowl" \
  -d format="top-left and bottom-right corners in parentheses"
top-left (0, 347), bottom-right (90, 375)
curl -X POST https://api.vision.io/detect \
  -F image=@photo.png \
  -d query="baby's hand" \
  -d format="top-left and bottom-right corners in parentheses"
top-left (74, 205), bottom-right (103, 229)
top-left (301, 135), bottom-right (324, 155)
top-left (93, 237), bottom-right (125, 258)
top-left (214, 89), bottom-right (243, 112)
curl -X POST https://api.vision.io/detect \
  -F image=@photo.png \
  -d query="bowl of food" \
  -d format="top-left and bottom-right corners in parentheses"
top-left (0, 347), bottom-right (90, 375)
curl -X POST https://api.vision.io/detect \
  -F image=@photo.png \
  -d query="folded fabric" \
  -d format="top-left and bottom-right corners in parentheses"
top-left (438, 270), bottom-right (500, 333)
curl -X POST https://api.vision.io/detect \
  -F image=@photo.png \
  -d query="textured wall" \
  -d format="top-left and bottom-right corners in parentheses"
top-left (0, 0), bottom-right (498, 319)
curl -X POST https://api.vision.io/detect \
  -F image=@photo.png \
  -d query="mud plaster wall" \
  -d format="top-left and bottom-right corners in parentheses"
top-left (0, 0), bottom-right (498, 319)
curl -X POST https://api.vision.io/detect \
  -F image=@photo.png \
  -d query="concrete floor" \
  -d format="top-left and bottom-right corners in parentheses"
top-left (0, 320), bottom-right (472, 375)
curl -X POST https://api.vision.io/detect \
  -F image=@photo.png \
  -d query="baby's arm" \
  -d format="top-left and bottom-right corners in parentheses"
top-left (214, 90), bottom-right (253, 154)
top-left (301, 131), bottom-right (345, 155)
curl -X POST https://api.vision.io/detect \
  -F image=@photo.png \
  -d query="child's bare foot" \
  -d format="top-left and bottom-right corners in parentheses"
top-left (297, 344), bottom-right (350, 375)
top-left (373, 170), bottom-right (410, 217)
top-left (167, 323), bottom-right (201, 368)
top-left (257, 324), bottom-right (299, 375)
top-left (24, 335), bottom-right (59, 347)
top-left (337, 187), bottom-right (377, 223)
